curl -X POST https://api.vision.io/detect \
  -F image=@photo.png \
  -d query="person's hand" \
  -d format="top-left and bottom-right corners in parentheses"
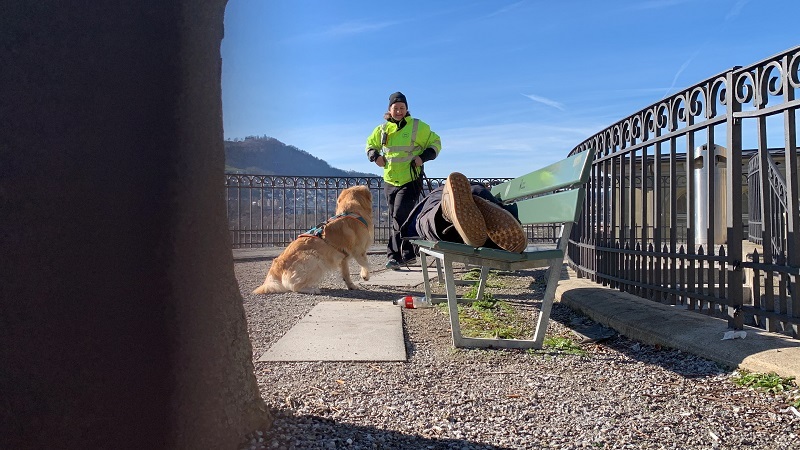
top-left (412, 156), bottom-right (423, 167)
top-left (375, 156), bottom-right (386, 167)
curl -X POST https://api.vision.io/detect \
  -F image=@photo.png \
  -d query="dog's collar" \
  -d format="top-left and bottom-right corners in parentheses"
top-left (300, 211), bottom-right (368, 238)
top-left (340, 211), bottom-right (368, 228)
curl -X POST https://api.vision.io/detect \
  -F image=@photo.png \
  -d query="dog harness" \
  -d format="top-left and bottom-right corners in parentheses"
top-left (297, 211), bottom-right (369, 256)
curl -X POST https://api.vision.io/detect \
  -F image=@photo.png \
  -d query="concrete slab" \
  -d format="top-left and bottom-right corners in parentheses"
top-left (258, 301), bottom-right (406, 362)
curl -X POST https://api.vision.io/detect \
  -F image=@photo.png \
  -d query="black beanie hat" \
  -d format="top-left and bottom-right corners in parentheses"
top-left (388, 91), bottom-right (407, 108)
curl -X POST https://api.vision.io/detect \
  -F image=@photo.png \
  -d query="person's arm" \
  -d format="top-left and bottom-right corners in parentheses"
top-left (366, 126), bottom-right (386, 167)
top-left (418, 147), bottom-right (437, 163)
top-left (416, 122), bottom-right (441, 166)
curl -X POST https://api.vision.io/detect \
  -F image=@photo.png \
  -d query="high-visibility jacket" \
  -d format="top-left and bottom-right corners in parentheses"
top-left (365, 114), bottom-right (441, 186)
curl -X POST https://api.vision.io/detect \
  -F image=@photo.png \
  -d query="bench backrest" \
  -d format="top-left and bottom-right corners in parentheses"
top-left (490, 149), bottom-right (595, 225)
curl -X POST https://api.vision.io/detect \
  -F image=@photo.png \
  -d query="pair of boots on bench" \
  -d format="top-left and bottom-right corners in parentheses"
top-left (401, 172), bottom-right (527, 254)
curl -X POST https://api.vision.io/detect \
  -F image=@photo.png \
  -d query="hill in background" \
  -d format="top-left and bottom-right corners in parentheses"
top-left (225, 135), bottom-right (378, 177)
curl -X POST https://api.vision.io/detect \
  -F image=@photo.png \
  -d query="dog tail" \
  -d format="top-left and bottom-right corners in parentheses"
top-left (251, 275), bottom-right (286, 295)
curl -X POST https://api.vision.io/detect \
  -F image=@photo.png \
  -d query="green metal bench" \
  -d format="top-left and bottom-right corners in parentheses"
top-left (411, 149), bottom-right (595, 349)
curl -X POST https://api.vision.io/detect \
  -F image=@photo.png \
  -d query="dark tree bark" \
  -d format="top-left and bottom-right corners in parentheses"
top-left (0, 1), bottom-right (270, 448)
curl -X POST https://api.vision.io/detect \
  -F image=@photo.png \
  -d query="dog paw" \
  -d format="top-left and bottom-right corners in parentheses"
top-left (360, 269), bottom-right (370, 281)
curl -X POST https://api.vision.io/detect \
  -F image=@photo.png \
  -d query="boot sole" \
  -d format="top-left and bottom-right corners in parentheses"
top-left (443, 173), bottom-right (487, 247)
top-left (473, 195), bottom-right (527, 252)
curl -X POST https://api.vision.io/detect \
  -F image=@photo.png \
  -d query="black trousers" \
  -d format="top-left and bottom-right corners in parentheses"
top-left (384, 179), bottom-right (422, 261)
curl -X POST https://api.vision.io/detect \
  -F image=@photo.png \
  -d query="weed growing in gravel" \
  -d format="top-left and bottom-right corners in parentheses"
top-left (463, 284), bottom-right (494, 302)
top-left (432, 270), bottom-right (531, 339)
top-left (732, 370), bottom-right (796, 393)
top-left (436, 289), bottom-right (530, 339)
top-left (460, 304), bottom-right (527, 339)
top-left (461, 268), bottom-right (482, 281)
top-left (731, 370), bottom-right (800, 407)
top-left (539, 336), bottom-right (587, 357)
top-left (461, 268), bottom-right (506, 288)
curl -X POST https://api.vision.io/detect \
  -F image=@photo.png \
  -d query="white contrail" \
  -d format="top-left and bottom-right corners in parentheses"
top-left (522, 94), bottom-right (565, 111)
top-left (725, 0), bottom-right (750, 21)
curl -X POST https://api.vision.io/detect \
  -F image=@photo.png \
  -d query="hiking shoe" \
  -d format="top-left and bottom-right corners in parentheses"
top-left (472, 195), bottom-right (527, 252)
top-left (385, 259), bottom-right (402, 271)
top-left (441, 172), bottom-right (487, 247)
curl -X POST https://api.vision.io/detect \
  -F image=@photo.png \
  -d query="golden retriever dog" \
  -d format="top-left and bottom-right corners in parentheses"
top-left (252, 185), bottom-right (374, 295)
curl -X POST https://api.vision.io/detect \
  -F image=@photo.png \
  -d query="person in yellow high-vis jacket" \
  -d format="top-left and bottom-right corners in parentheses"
top-left (366, 91), bottom-right (441, 270)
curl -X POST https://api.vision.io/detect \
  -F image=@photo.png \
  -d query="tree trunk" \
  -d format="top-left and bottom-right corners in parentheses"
top-left (0, 1), bottom-right (270, 448)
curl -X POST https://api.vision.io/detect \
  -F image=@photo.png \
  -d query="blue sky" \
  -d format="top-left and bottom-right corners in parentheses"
top-left (221, 0), bottom-right (798, 178)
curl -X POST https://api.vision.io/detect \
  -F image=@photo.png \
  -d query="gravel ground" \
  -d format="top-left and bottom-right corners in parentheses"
top-left (236, 254), bottom-right (800, 450)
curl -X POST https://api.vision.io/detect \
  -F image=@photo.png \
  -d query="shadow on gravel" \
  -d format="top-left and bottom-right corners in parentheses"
top-left (401, 316), bottom-right (420, 359)
top-left (266, 412), bottom-right (513, 450)
top-left (321, 287), bottom-right (414, 302)
top-left (545, 303), bottom-right (729, 378)
top-left (235, 255), bottom-right (278, 263)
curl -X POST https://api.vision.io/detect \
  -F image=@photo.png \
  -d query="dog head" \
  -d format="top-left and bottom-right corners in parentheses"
top-left (336, 185), bottom-right (373, 223)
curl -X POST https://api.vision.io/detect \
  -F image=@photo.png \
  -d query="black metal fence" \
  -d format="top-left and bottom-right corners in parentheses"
top-left (226, 176), bottom-right (386, 248)
top-left (567, 46), bottom-right (800, 339)
top-left (225, 176), bottom-right (561, 248)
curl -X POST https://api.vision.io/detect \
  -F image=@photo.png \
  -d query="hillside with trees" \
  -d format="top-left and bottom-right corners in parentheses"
top-left (225, 135), bottom-right (378, 177)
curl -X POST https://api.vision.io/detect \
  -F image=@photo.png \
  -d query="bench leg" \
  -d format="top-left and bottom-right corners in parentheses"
top-left (532, 259), bottom-right (563, 347)
top-left (435, 258), bottom-right (443, 285)
top-left (420, 252), bottom-right (433, 302)
top-left (441, 254), bottom-right (465, 348)
top-left (475, 266), bottom-right (490, 301)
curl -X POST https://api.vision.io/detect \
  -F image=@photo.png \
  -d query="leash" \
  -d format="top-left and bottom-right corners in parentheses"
top-left (409, 162), bottom-right (434, 200)
top-left (419, 165), bottom-right (434, 196)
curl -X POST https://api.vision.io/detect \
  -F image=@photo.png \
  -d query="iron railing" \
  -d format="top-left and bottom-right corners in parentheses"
top-left (747, 150), bottom-right (800, 254)
top-left (567, 46), bottom-right (800, 338)
top-left (226, 176), bottom-right (386, 248)
top-left (225, 176), bottom-right (557, 248)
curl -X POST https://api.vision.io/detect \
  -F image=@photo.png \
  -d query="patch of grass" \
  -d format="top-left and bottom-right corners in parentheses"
top-left (461, 269), bottom-right (482, 281)
top-left (448, 292), bottom-right (529, 339)
top-left (540, 336), bottom-right (587, 357)
top-left (459, 301), bottom-right (527, 339)
top-left (463, 284), bottom-right (494, 302)
top-left (432, 270), bottom-right (529, 340)
top-left (732, 370), bottom-right (797, 395)
top-left (461, 269), bottom-right (506, 288)
top-left (471, 298), bottom-right (498, 311)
